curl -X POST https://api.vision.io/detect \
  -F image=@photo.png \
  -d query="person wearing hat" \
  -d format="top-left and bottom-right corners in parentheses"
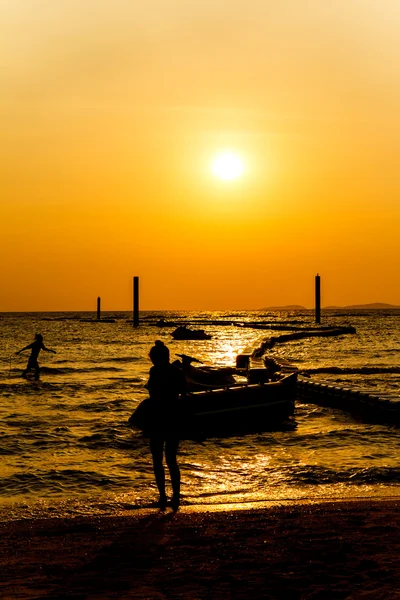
top-left (16, 333), bottom-right (56, 380)
top-left (146, 340), bottom-right (186, 510)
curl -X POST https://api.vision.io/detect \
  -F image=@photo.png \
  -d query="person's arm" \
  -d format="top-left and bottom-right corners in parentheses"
top-left (15, 343), bottom-right (33, 355)
top-left (42, 344), bottom-right (56, 354)
top-left (177, 367), bottom-right (187, 398)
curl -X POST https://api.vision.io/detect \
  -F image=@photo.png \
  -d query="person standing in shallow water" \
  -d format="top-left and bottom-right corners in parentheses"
top-left (146, 340), bottom-right (186, 510)
top-left (16, 334), bottom-right (56, 380)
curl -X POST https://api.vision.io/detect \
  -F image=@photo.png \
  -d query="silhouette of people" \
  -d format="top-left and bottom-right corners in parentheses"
top-left (16, 334), bottom-right (56, 380)
top-left (146, 340), bottom-right (186, 510)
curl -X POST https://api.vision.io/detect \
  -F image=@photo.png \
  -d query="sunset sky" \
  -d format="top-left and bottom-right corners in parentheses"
top-left (1, 0), bottom-right (400, 311)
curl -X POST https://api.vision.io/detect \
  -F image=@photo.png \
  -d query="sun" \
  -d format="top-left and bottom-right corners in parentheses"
top-left (211, 151), bottom-right (245, 181)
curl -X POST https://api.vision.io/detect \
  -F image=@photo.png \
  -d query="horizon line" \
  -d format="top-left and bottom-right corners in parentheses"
top-left (1, 304), bottom-right (400, 314)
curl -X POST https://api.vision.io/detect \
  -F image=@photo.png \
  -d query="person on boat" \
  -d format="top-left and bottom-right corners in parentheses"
top-left (15, 334), bottom-right (56, 380)
top-left (146, 340), bottom-right (186, 510)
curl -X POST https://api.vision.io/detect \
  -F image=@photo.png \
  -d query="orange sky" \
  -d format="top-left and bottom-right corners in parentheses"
top-left (1, 1), bottom-right (400, 311)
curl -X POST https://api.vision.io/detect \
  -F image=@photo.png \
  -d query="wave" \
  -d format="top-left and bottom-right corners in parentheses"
top-left (280, 426), bottom-right (400, 451)
top-left (328, 312), bottom-right (400, 317)
top-left (104, 357), bottom-right (140, 363)
top-left (77, 427), bottom-right (139, 450)
top-left (0, 435), bottom-right (25, 455)
top-left (39, 366), bottom-right (124, 374)
top-left (287, 465), bottom-right (400, 485)
top-left (2, 463), bottom-right (400, 499)
top-left (0, 422), bottom-right (139, 457)
top-left (3, 365), bottom-right (127, 376)
top-left (301, 366), bottom-right (400, 375)
top-left (0, 379), bottom-right (144, 401)
top-left (76, 398), bottom-right (132, 414)
top-left (0, 469), bottom-right (135, 497)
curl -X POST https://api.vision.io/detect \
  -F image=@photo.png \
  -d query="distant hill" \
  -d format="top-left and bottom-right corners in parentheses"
top-left (261, 303), bottom-right (400, 310)
top-left (260, 305), bottom-right (307, 311)
top-left (324, 303), bottom-right (400, 309)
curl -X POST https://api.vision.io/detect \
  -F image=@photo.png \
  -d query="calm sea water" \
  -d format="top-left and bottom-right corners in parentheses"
top-left (1, 310), bottom-right (399, 521)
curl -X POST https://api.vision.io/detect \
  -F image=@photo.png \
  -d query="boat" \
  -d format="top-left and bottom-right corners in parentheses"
top-left (155, 318), bottom-right (177, 327)
top-left (187, 372), bottom-right (297, 435)
top-left (171, 325), bottom-right (212, 340)
top-left (128, 372), bottom-right (297, 437)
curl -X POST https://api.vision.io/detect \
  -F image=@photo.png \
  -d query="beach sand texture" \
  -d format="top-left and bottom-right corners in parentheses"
top-left (1, 499), bottom-right (400, 599)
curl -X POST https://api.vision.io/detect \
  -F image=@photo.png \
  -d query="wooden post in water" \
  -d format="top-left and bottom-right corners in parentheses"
top-left (97, 297), bottom-right (101, 320)
top-left (315, 274), bottom-right (321, 324)
top-left (133, 276), bottom-right (139, 327)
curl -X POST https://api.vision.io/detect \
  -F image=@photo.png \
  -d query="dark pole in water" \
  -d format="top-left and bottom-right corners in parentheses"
top-left (133, 276), bottom-right (139, 327)
top-left (315, 274), bottom-right (321, 324)
top-left (97, 297), bottom-right (101, 320)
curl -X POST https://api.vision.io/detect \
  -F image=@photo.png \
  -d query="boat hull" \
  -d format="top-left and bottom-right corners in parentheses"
top-left (188, 374), bottom-right (296, 435)
top-left (129, 373), bottom-right (297, 438)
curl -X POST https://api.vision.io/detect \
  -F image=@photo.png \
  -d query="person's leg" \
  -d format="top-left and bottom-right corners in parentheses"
top-left (33, 361), bottom-right (40, 380)
top-left (22, 360), bottom-right (30, 378)
top-left (165, 437), bottom-right (180, 509)
top-left (149, 437), bottom-right (167, 508)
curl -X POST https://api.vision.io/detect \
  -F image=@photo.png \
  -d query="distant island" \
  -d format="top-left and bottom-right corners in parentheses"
top-left (261, 303), bottom-right (400, 310)
top-left (260, 305), bottom-right (308, 311)
top-left (324, 303), bottom-right (400, 309)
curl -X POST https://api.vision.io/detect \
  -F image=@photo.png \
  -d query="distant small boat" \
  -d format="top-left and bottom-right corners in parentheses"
top-left (128, 372), bottom-right (297, 438)
top-left (156, 318), bottom-right (177, 327)
top-left (171, 325), bottom-right (212, 340)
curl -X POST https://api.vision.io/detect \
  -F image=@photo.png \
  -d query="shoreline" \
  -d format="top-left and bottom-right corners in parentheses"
top-left (2, 498), bottom-right (400, 599)
top-left (2, 489), bottom-right (400, 522)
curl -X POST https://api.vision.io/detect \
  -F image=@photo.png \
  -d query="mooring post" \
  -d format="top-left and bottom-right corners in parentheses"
top-left (315, 274), bottom-right (321, 324)
top-left (97, 297), bottom-right (101, 320)
top-left (133, 276), bottom-right (139, 327)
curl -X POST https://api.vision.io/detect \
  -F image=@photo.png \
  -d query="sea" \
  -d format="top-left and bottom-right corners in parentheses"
top-left (1, 309), bottom-right (400, 521)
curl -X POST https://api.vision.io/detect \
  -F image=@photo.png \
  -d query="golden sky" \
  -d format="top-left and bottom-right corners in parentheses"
top-left (1, 0), bottom-right (400, 311)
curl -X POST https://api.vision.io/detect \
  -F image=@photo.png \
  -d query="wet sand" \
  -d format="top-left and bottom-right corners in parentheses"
top-left (1, 499), bottom-right (400, 599)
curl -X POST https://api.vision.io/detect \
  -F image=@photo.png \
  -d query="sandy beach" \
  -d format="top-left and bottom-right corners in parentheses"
top-left (1, 498), bottom-right (400, 599)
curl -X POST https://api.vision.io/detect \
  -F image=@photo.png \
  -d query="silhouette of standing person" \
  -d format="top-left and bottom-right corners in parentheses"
top-left (16, 333), bottom-right (56, 380)
top-left (146, 340), bottom-right (186, 510)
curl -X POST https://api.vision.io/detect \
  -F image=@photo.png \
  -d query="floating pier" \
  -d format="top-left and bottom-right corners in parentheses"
top-left (236, 350), bottom-right (400, 426)
top-left (266, 356), bottom-right (400, 426)
top-left (251, 326), bottom-right (356, 358)
top-left (297, 376), bottom-right (400, 426)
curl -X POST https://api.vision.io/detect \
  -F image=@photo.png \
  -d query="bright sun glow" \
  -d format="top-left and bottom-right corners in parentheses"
top-left (211, 151), bottom-right (245, 181)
